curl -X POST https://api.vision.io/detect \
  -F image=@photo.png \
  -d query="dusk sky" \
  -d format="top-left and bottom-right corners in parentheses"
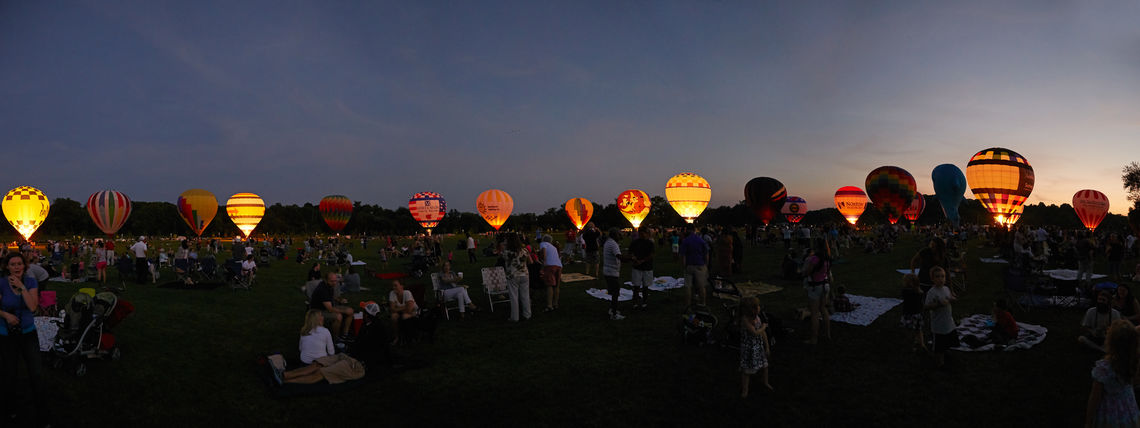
top-left (3, 1), bottom-right (1138, 216)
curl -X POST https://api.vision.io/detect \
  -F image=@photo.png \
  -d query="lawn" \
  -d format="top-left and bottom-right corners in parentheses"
top-left (31, 232), bottom-right (1128, 427)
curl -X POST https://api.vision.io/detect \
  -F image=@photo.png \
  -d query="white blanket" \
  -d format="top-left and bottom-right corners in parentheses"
top-left (1042, 269), bottom-right (1107, 281)
top-left (829, 295), bottom-right (902, 326)
top-left (586, 287), bottom-right (633, 302)
top-left (34, 316), bottom-right (62, 352)
top-left (951, 314), bottom-right (1047, 352)
top-left (896, 269), bottom-right (914, 275)
top-left (979, 257), bottom-right (1009, 264)
top-left (623, 276), bottom-right (683, 291)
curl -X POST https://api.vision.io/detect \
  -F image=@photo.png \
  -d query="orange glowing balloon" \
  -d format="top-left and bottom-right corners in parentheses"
top-left (565, 198), bottom-right (594, 231)
top-left (476, 189), bottom-right (513, 230)
top-left (3, 186), bottom-right (50, 241)
top-left (665, 172), bottom-right (711, 223)
top-left (617, 189), bottom-right (651, 229)
top-left (225, 193), bottom-right (265, 239)
top-left (834, 186), bottom-right (868, 226)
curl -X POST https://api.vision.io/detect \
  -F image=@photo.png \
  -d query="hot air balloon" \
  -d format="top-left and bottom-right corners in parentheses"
top-left (409, 192), bottom-right (447, 235)
top-left (1003, 205), bottom-right (1024, 228)
top-left (226, 193), bottom-right (265, 239)
top-left (1072, 189), bottom-right (1110, 232)
top-left (932, 164), bottom-right (967, 227)
top-left (782, 196), bottom-right (807, 224)
top-left (966, 147), bottom-right (1034, 226)
top-left (3, 186), bottom-right (49, 242)
top-left (565, 198), bottom-right (594, 231)
top-left (744, 177), bottom-right (787, 225)
top-left (86, 190), bottom-right (131, 237)
top-left (904, 193), bottom-right (926, 222)
top-left (665, 173), bottom-right (711, 223)
top-left (319, 195), bottom-right (353, 233)
top-left (476, 189), bottom-right (513, 231)
top-left (834, 186), bottom-right (868, 226)
top-left (865, 166), bottom-right (917, 225)
top-left (177, 189), bottom-right (218, 237)
top-left (617, 189), bottom-right (651, 229)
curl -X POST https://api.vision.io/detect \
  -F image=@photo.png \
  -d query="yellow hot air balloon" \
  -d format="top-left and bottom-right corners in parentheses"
top-left (966, 147), bottom-right (1034, 226)
top-left (476, 189), bottom-right (513, 231)
top-left (177, 189), bottom-right (219, 237)
top-left (565, 198), bottom-right (594, 231)
top-left (617, 189), bottom-right (651, 229)
top-left (226, 193), bottom-right (266, 239)
top-left (665, 172), bottom-right (711, 223)
top-left (3, 186), bottom-right (50, 242)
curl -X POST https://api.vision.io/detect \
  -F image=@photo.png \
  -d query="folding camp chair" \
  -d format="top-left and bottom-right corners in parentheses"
top-left (481, 266), bottom-right (511, 313)
top-left (431, 273), bottom-right (463, 320)
top-left (174, 259), bottom-right (191, 284)
top-left (1004, 268), bottom-right (1040, 312)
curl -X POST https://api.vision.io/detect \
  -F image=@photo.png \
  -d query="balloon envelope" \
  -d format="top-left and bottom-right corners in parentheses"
top-left (226, 193), bottom-right (265, 239)
top-left (904, 193), bottom-right (925, 222)
top-left (409, 192), bottom-right (447, 233)
top-left (931, 164), bottom-right (967, 226)
top-left (966, 147), bottom-right (1034, 225)
top-left (86, 190), bottom-right (132, 237)
top-left (177, 189), bottom-right (218, 237)
top-left (865, 166), bottom-right (917, 224)
top-left (781, 196), bottom-right (807, 224)
top-left (834, 186), bottom-right (867, 225)
top-left (1072, 189), bottom-right (1109, 232)
top-left (3, 186), bottom-right (49, 241)
top-left (476, 189), bottom-right (513, 231)
top-left (319, 195), bottom-right (353, 232)
top-left (744, 177), bottom-right (787, 225)
top-left (565, 198), bottom-right (594, 231)
top-left (1003, 205), bottom-right (1024, 227)
top-left (665, 173), bottom-right (711, 223)
top-left (617, 189), bottom-right (651, 229)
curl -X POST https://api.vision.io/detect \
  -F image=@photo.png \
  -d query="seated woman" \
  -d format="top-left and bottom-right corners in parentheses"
top-left (1113, 283), bottom-right (1140, 324)
top-left (307, 262), bottom-right (322, 281)
top-left (990, 299), bottom-right (1019, 346)
top-left (438, 261), bottom-right (478, 318)
top-left (277, 310), bottom-right (365, 385)
top-left (241, 254), bottom-right (257, 279)
top-left (341, 266), bottom-right (364, 293)
top-left (389, 280), bottom-right (418, 344)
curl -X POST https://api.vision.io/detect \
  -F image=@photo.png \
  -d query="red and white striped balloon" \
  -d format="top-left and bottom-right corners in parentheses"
top-left (1072, 189), bottom-right (1109, 231)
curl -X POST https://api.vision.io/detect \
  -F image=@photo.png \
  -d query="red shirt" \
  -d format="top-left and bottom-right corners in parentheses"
top-left (995, 310), bottom-right (1018, 338)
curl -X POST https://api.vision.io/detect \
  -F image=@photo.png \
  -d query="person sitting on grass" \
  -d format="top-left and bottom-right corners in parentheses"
top-left (990, 299), bottom-right (1019, 346)
top-left (1084, 319), bottom-right (1140, 427)
top-left (309, 272), bottom-right (355, 343)
top-left (274, 310), bottom-right (365, 385)
top-left (1112, 283), bottom-right (1140, 324)
top-left (1080, 291), bottom-right (1121, 353)
top-left (389, 279), bottom-right (418, 344)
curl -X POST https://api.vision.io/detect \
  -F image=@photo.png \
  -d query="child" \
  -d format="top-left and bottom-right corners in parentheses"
top-left (1084, 320), bottom-right (1140, 427)
top-left (739, 296), bottom-right (772, 398)
top-left (833, 286), bottom-right (855, 312)
top-left (990, 299), bottom-right (1019, 346)
top-left (899, 274), bottom-right (927, 353)
top-left (923, 266), bottom-right (957, 369)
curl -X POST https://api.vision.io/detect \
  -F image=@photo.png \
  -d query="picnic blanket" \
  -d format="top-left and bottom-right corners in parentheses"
top-left (622, 276), bottom-right (683, 291)
top-left (1043, 269), bottom-right (1107, 281)
top-left (713, 280), bottom-right (784, 301)
top-left (951, 314), bottom-right (1047, 352)
top-left (896, 269), bottom-right (914, 275)
top-left (585, 287), bottom-right (633, 302)
top-left (979, 257), bottom-right (1009, 264)
top-left (34, 316), bottom-right (61, 351)
top-left (829, 294), bottom-right (902, 326)
top-left (561, 273), bottom-right (595, 283)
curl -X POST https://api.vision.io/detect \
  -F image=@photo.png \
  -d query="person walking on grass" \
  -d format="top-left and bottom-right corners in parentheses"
top-left (923, 266), bottom-right (957, 369)
top-left (801, 240), bottom-right (832, 345)
top-left (628, 228), bottom-right (655, 310)
top-left (739, 296), bottom-right (771, 398)
top-left (130, 236), bottom-right (148, 284)
top-left (602, 228), bottom-right (625, 320)
top-left (582, 223), bottom-right (602, 277)
top-left (538, 235), bottom-right (563, 312)
top-left (502, 233), bottom-right (532, 322)
top-left (680, 225), bottom-right (709, 309)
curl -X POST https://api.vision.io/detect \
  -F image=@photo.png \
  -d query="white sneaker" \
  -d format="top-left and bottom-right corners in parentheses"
top-left (610, 312), bottom-right (625, 320)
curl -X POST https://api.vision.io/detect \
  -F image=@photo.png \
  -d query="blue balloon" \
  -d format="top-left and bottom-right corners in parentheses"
top-left (932, 164), bottom-right (967, 226)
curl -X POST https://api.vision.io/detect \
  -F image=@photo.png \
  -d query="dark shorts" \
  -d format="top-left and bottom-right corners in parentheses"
top-left (604, 276), bottom-right (620, 295)
top-left (586, 250), bottom-right (599, 264)
top-left (542, 265), bottom-right (562, 287)
top-left (933, 332), bottom-right (959, 352)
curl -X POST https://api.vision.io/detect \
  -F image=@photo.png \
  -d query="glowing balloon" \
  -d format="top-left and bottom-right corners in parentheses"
top-left (665, 172), bottom-right (711, 223)
top-left (565, 198), bottom-right (594, 231)
top-left (834, 186), bottom-right (868, 226)
top-left (177, 189), bottom-right (218, 237)
top-left (966, 147), bottom-right (1034, 226)
top-left (86, 190), bottom-right (132, 237)
top-left (865, 166), bottom-right (917, 224)
top-left (1003, 205), bottom-right (1024, 227)
top-left (1072, 189), bottom-right (1109, 232)
top-left (225, 193), bottom-right (265, 239)
top-left (476, 189), bottom-right (513, 231)
top-left (3, 186), bottom-right (49, 241)
top-left (617, 189), bottom-right (651, 229)
top-left (744, 177), bottom-right (787, 225)
top-left (904, 193), bottom-right (926, 222)
top-left (782, 196), bottom-right (807, 224)
top-left (932, 164), bottom-right (967, 226)
top-left (319, 195), bottom-right (353, 233)
top-left (409, 192), bottom-right (447, 234)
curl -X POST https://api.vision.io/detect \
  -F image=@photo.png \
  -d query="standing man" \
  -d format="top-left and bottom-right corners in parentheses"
top-left (539, 235), bottom-right (563, 312)
top-left (130, 236), bottom-right (149, 284)
top-left (582, 222), bottom-right (601, 277)
top-left (602, 228), bottom-right (625, 320)
top-left (466, 233), bottom-right (477, 263)
top-left (680, 225), bottom-right (709, 308)
top-left (629, 228), bottom-right (655, 309)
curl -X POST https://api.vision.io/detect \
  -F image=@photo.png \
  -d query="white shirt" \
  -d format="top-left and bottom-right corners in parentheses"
top-left (242, 260), bottom-right (257, 272)
top-left (299, 326), bottom-right (335, 365)
top-left (602, 238), bottom-right (621, 277)
top-left (130, 241), bottom-right (147, 258)
top-left (924, 285), bottom-right (955, 335)
top-left (540, 242), bottom-right (562, 267)
top-left (467, 237), bottom-right (476, 250)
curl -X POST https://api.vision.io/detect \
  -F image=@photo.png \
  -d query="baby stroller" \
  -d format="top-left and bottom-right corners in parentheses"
top-left (405, 255), bottom-right (430, 278)
top-left (50, 291), bottom-right (134, 376)
top-left (680, 306), bottom-right (718, 347)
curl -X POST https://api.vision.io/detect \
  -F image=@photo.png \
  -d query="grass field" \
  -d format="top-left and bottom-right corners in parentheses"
top-left (29, 232), bottom-right (1136, 427)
